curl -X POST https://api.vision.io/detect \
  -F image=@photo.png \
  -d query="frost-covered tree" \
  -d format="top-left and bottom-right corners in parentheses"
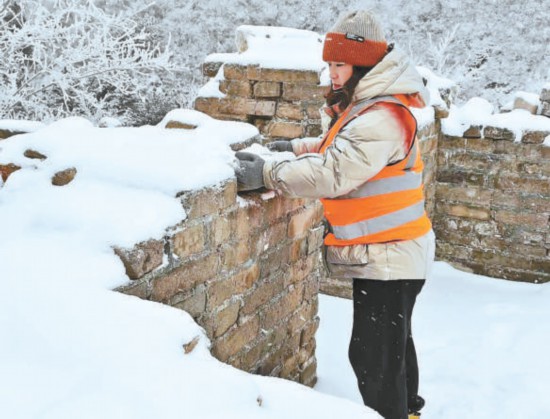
top-left (0, 0), bottom-right (178, 124)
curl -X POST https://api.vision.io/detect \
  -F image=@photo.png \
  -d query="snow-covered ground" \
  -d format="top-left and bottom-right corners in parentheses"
top-left (2, 113), bottom-right (549, 418)
top-left (317, 262), bottom-right (550, 418)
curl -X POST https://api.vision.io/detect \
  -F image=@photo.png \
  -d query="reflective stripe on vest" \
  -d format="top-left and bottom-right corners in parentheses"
top-left (332, 200), bottom-right (426, 240)
top-left (320, 95), bottom-right (431, 245)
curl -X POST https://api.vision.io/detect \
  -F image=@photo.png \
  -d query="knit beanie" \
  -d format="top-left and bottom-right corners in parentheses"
top-left (322, 10), bottom-right (388, 67)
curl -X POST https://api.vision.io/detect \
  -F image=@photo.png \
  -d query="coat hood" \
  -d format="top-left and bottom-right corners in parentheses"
top-left (352, 48), bottom-right (429, 105)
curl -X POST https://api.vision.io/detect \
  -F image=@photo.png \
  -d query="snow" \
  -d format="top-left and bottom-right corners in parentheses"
top-left (442, 97), bottom-right (550, 141)
top-left (0, 119), bottom-right (45, 133)
top-left (514, 91), bottom-right (540, 106)
top-left (316, 262), bottom-right (550, 418)
top-left (205, 25), bottom-right (326, 72)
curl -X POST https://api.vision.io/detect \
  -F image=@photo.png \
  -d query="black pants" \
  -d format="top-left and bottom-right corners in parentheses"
top-left (349, 278), bottom-right (425, 419)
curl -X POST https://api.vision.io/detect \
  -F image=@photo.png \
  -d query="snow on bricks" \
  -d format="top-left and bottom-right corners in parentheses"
top-left (115, 178), bottom-right (325, 387)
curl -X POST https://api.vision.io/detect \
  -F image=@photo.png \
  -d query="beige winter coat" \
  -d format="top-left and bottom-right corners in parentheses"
top-left (263, 48), bottom-right (435, 280)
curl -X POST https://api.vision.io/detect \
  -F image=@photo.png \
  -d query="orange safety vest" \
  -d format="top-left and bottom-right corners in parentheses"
top-left (320, 95), bottom-right (432, 246)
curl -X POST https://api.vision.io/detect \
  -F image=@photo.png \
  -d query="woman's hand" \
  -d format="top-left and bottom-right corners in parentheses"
top-left (235, 152), bottom-right (265, 191)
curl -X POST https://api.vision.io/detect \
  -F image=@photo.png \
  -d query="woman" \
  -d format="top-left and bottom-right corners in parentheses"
top-left (236, 10), bottom-right (434, 419)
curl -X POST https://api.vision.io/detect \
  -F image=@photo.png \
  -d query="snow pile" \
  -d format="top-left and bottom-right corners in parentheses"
top-left (0, 119), bottom-right (45, 133)
top-left (205, 25), bottom-right (326, 72)
top-left (0, 116), bottom-right (376, 418)
top-left (442, 97), bottom-right (550, 141)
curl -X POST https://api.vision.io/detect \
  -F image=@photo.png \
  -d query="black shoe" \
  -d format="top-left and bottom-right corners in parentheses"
top-left (408, 395), bottom-right (425, 416)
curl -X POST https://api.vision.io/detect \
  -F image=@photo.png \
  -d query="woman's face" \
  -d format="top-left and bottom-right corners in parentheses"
top-left (328, 62), bottom-right (353, 90)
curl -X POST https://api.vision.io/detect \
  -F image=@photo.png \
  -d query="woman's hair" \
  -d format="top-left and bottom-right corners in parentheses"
top-left (325, 44), bottom-right (394, 128)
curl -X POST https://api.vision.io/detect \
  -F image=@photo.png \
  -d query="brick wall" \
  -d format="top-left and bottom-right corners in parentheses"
top-left (115, 178), bottom-right (325, 386)
top-left (434, 125), bottom-right (550, 283)
top-left (196, 62), bottom-right (326, 141)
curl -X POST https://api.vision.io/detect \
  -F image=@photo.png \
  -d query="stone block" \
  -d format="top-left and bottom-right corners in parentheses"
top-left (179, 181), bottom-right (235, 219)
top-left (207, 263), bottom-right (260, 310)
top-left (253, 81), bottom-right (282, 98)
top-left (305, 102), bottom-right (323, 119)
top-left (300, 356), bottom-right (318, 387)
top-left (513, 96), bottom-right (538, 114)
top-left (494, 210), bottom-right (549, 230)
top-left (219, 80), bottom-right (252, 97)
top-left (542, 102), bottom-right (550, 118)
top-left (52, 167), bottom-right (77, 186)
top-left (248, 68), bottom-right (320, 84)
top-left (208, 300), bottom-right (241, 338)
top-left (435, 184), bottom-right (492, 206)
top-left (483, 126), bottom-right (515, 141)
top-left (307, 226), bottom-right (325, 255)
top-left (212, 315), bottom-right (259, 361)
top-left (172, 223), bottom-right (206, 259)
top-left (282, 83), bottom-right (325, 101)
top-left (202, 61), bottom-right (223, 77)
top-left (173, 286), bottom-right (207, 319)
top-left (268, 121), bottom-right (304, 139)
top-left (319, 277), bottom-right (353, 299)
top-left (260, 284), bottom-right (304, 330)
top-left (521, 130), bottom-right (550, 144)
top-left (300, 317), bottom-right (320, 347)
top-left (447, 204), bottom-right (491, 221)
top-left (276, 102), bottom-right (303, 120)
top-left (211, 214), bottom-right (233, 247)
top-left (220, 240), bottom-right (251, 270)
top-left (114, 239), bottom-right (164, 280)
top-left (495, 175), bottom-right (549, 195)
top-left (223, 64), bottom-right (248, 81)
top-left (194, 97), bottom-right (219, 115)
top-left (463, 125), bottom-right (482, 138)
top-left (24, 149), bottom-right (47, 160)
top-left (241, 276), bottom-right (285, 316)
top-left (151, 254), bottom-right (219, 302)
top-left (0, 163), bottom-right (21, 183)
top-left (116, 281), bottom-right (149, 300)
top-left (288, 204), bottom-right (323, 238)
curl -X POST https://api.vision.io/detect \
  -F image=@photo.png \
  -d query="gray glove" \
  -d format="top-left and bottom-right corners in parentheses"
top-left (266, 140), bottom-right (293, 153)
top-left (235, 152), bottom-right (265, 191)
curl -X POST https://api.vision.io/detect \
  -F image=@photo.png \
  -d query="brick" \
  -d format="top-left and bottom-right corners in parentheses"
top-left (116, 281), bottom-right (149, 300)
top-left (300, 317), bottom-right (320, 346)
top-left (253, 81), bottom-right (281, 98)
top-left (305, 102), bottom-right (324, 119)
top-left (261, 284), bottom-right (304, 329)
top-left (52, 167), bottom-right (77, 186)
top-left (435, 184), bottom-right (492, 206)
top-left (173, 286), bottom-right (207, 319)
top-left (513, 96), bottom-right (538, 114)
top-left (439, 135), bottom-right (466, 150)
top-left (289, 238), bottom-right (308, 263)
top-left (464, 137), bottom-right (496, 153)
top-left (288, 204), bottom-right (322, 238)
top-left (541, 88), bottom-right (550, 102)
top-left (150, 254), bottom-right (219, 302)
top-left (521, 130), bottom-right (550, 144)
top-left (212, 315), bottom-right (259, 361)
top-left (268, 121), bottom-right (304, 139)
top-left (114, 239), bottom-right (164, 280)
top-left (483, 126), bottom-right (515, 141)
top-left (223, 64), bottom-right (248, 80)
top-left (209, 300), bottom-right (241, 338)
top-left (463, 125), bottom-right (482, 138)
top-left (248, 68), bottom-right (320, 84)
top-left (276, 102), bottom-right (303, 120)
top-left (494, 210), bottom-right (548, 229)
top-left (436, 169), bottom-right (487, 187)
top-left (219, 80), bottom-right (252, 97)
top-left (202, 61), bottom-right (223, 77)
top-left (319, 277), bottom-right (353, 299)
top-left (207, 263), bottom-right (259, 310)
top-left (211, 214), bottom-right (233, 247)
top-left (0, 163), bottom-right (21, 183)
top-left (307, 226), bottom-right (325, 255)
top-left (494, 175), bottom-right (549, 195)
top-left (300, 356), bottom-right (318, 387)
top-left (194, 97), bottom-right (219, 114)
top-left (447, 204), bottom-right (491, 220)
top-left (220, 240), bottom-right (251, 270)
top-left (282, 83), bottom-right (325, 101)
top-left (179, 182), bottom-right (234, 219)
top-left (172, 223), bottom-right (205, 259)
top-left (242, 276), bottom-right (284, 316)
top-left (542, 102), bottom-right (550, 118)
top-left (23, 149), bottom-right (47, 160)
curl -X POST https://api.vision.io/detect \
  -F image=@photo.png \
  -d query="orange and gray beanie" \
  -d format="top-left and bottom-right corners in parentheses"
top-left (322, 10), bottom-right (388, 67)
